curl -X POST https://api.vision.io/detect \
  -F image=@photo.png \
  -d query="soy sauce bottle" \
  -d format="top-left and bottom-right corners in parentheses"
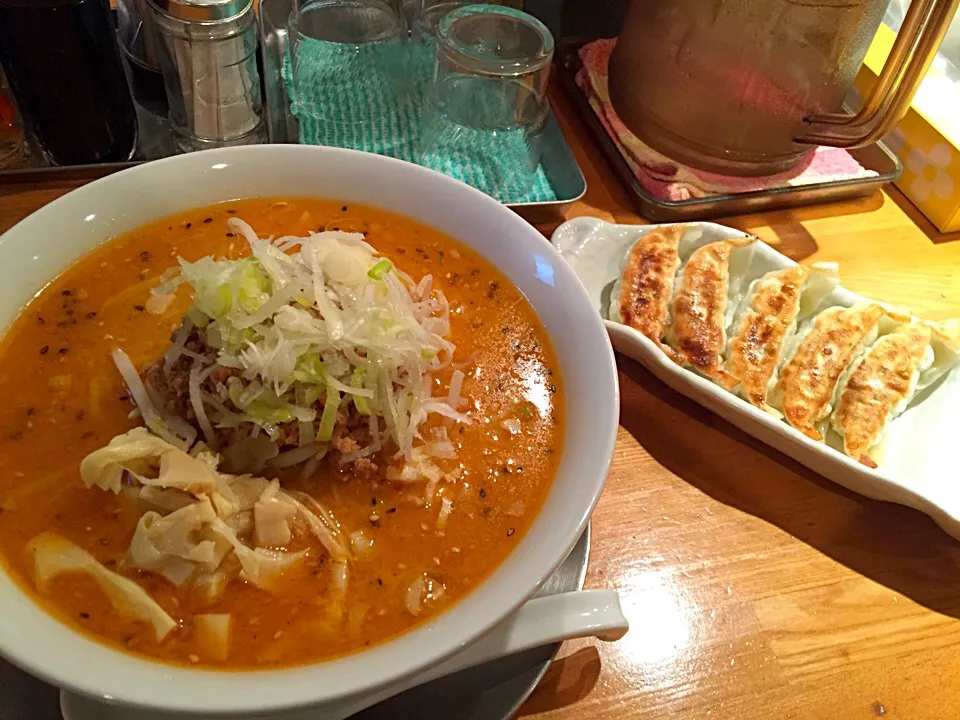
top-left (0, 0), bottom-right (138, 165)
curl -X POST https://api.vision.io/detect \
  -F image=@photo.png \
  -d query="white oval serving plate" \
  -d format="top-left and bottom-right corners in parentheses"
top-left (553, 217), bottom-right (960, 539)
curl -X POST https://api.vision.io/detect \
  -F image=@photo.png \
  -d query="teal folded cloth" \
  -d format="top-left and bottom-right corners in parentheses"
top-left (284, 37), bottom-right (558, 204)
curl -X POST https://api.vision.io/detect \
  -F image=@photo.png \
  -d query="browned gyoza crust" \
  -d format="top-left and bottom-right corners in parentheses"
top-left (616, 225), bottom-right (684, 357)
top-left (667, 238), bottom-right (754, 386)
top-left (775, 303), bottom-right (884, 441)
top-left (725, 265), bottom-right (809, 409)
top-left (833, 321), bottom-right (931, 467)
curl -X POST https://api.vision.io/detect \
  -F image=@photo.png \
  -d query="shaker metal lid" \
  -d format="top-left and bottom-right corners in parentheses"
top-left (148, 0), bottom-right (251, 22)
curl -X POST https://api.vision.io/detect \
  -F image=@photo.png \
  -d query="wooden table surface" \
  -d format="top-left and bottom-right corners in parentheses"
top-left (2, 88), bottom-right (960, 720)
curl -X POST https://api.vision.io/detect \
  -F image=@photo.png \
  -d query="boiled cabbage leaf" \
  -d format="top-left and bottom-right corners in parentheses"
top-left (28, 532), bottom-right (177, 641)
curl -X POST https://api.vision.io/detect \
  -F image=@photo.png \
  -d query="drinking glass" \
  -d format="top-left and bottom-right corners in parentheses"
top-left (418, 4), bottom-right (554, 201)
top-left (412, 0), bottom-right (497, 41)
top-left (289, 0), bottom-right (409, 155)
top-left (408, 0), bottom-right (493, 94)
top-left (116, 0), bottom-right (168, 115)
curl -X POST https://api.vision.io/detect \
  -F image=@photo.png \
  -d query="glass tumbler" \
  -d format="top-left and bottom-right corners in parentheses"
top-left (116, 0), bottom-right (168, 115)
top-left (411, 0), bottom-right (496, 42)
top-left (408, 0), bottom-right (495, 97)
top-left (290, 0), bottom-right (409, 155)
top-left (418, 5), bottom-right (554, 202)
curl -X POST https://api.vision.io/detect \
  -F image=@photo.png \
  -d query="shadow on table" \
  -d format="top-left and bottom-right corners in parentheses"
top-left (515, 646), bottom-right (601, 718)
top-left (885, 184), bottom-right (960, 247)
top-left (616, 355), bottom-right (960, 619)
top-left (719, 189), bottom-right (886, 263)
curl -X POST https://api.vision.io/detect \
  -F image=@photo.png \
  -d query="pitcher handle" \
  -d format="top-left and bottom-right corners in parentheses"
top-left (797, 0), bottom-right (960, 147)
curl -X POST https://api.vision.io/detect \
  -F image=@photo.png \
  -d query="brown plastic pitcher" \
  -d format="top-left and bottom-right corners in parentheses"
top-left (608, 0), bottom-right (960, 176)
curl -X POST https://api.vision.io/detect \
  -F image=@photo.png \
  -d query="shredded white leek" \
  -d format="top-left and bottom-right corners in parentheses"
top-left (112, 348), bottom-right (197, 450)
top-left (150, 219), bottom-right (469, 460)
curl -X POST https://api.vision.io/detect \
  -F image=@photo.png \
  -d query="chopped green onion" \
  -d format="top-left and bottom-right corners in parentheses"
top-left (316, 384), bottom-right (340, 442)
top-left (207, 322), bottom-right (255, 354)
top-left (186, 306), bottom-right (210, 328)
top-left (304, 385), bottom-right (324, 406)
top-left (367, 259), bottom-right (393, 280)
top-left (293, 354), bottom-right (326, 384)
top-left (226, 377), bottom-right (245, 408)
top-left (246, 401), bottom-right (295, 424)
top-left (352, 367), bottom-right (370, 415)
top-left (364, 359), bottom-right (380, 415)
top-left (236, 259), bottom-right (271, 313)
top-left (211, 285), bottom-right (233, 319)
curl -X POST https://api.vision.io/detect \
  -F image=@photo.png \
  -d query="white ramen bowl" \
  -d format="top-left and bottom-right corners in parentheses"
top-left (0, 146), bottom-right (619, 715)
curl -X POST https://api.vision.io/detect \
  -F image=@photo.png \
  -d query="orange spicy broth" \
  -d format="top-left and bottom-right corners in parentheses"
top-left (0, 198), bottom-right (564, 668)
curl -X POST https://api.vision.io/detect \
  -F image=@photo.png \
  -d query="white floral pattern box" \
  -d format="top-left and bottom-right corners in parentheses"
top-left (856, 24), bottom-right (960, 231)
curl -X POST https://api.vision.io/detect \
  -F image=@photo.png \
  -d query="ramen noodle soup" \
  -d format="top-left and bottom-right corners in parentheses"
top-left (0, 198), bottom-right (563, 668)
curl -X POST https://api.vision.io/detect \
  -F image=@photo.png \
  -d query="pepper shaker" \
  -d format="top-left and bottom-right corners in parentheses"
top-left (147, 0), bottom-right (267, 152)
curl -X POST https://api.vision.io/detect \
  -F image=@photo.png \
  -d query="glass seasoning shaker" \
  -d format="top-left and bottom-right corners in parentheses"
top-left (147, 0), bottom-right (267, 152)
top-left (0, 0), bottom-right (138, 166)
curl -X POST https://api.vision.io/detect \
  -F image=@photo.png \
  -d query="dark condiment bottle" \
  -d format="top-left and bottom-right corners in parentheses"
top-left (0, 0), bottom-right (138, 166)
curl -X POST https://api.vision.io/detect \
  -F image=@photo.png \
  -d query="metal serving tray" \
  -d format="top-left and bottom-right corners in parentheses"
top-left (555, 39), bottom-right (904, 223)
top-left (258, 0), bottom-right (586, 224)
top-left (0, 10), bottom-right (588, 228)
top-left (0, 150), bottom-right (139, 185)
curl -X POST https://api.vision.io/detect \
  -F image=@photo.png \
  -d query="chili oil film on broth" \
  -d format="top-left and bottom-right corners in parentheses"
top-left (0, 198), bottom-right (564, 668)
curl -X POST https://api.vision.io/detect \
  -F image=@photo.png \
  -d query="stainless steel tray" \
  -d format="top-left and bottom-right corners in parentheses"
top-left (258, 0), bottom-right (586, 224)
top-left (556, 39), bottom-right (904, 222)
top-left (0, 13), bottom-right (587, 227)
